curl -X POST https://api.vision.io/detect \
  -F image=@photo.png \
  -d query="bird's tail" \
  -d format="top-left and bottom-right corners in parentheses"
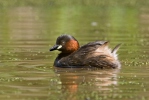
top-left (112, 44), bottom-right (121, 54)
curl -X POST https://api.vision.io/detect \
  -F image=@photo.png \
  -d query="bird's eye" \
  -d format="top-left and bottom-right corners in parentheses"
top-left (61, 41), bottom-right (65, 44)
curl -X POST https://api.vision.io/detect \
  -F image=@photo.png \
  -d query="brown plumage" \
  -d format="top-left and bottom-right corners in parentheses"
top-left (50, 35), bottom-right (121, 68)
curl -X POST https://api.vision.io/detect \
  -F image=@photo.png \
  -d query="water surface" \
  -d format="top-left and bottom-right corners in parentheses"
top-left (0, 1), bottom-right (149, 100)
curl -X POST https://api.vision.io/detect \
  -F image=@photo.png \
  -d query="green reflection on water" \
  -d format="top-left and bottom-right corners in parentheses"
top-left (0, 1), bottom-right (149, 100)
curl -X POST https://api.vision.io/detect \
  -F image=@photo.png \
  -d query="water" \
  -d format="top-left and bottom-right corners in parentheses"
top-left (0, 1), bottom-right (149, 100)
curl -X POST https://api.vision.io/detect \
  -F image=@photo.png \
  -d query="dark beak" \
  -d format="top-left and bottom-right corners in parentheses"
top-left (50, 45), bottom-right (59, 51)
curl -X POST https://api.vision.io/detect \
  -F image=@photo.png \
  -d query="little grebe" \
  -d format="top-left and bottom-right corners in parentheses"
top-left (50, 35), bottom-right (121, 68)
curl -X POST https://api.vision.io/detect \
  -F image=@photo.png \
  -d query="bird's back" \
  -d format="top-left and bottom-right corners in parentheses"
top-left (55, 41), bottom-right (121, 68)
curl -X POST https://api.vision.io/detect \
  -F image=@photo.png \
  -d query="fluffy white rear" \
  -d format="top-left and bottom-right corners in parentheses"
top-left (95, 43), bottom-right (121, 60)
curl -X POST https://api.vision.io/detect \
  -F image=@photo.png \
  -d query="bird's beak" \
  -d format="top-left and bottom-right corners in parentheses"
top-left (50, 45), bottom-right (62, 51)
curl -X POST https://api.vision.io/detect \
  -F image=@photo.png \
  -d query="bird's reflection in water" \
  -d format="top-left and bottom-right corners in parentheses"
top-left (54, 67), bottom-right (120, 99)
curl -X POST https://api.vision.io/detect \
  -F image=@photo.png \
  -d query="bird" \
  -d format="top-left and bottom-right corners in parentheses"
top-left (50, 34), bottom-right (121, 68)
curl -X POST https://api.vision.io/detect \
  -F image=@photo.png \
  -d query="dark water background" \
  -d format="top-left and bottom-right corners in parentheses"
top-left (0, 1), bottom-right (149, 100)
